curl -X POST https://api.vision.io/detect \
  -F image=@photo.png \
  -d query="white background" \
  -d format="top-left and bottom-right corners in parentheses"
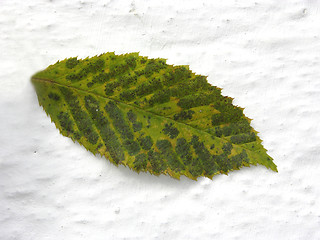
top-left (1, 0), bottom-right (320, 239)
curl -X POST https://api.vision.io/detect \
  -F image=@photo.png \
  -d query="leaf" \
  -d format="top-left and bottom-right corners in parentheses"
top-left (31, 52), bottom-right (277, 180)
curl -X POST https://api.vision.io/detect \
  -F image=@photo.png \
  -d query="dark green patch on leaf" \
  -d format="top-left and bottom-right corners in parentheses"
top-left (175, 138), bottom-right (193, 165)
top-left (173, 110), bottom-right (195, 121)
top-left (127, 110), bottom-right (142, 132)
top-left (230, 132), bottom-right (256, 144)
top-left (105, 100), bottom-right (134, 140)
top-left (57, 111), bottom-right (73, 133)
top-left (190, 135), bottom-right (217, 175)
top-left (65, 57), bottom-right (79, 69)
top-left (133, 153), bottom-right (147, 171)
top-left (59, 87), bottom-right (99, 145)
top-left (222, 142), bottom-right (233, 155)
top-left (123, 139), bottom-right (141, 156)
top-left (148, 150), bottom-right (167, 174)
top-left (84, 95), bottom-right (125, 164)
top-left (162, 123), bottom-right (179, 139)
top-left (148, 90), bottom-right (171, 106)
top-left (222, 120), bottom-right (251, 136)
top-left (156, 140), bottom-right (184, 172)
top-left (230, 149), bottom-right (249, 169)
top-left (138, 136), bottom-right (153, 150)
top-left (144, 59), bottom-right (166, 77)
top-left (48, 92), bottom-right (60, 101)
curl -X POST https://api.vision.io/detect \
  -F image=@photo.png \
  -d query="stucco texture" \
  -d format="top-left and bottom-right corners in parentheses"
top-left (1, 0), bottom-right (320, 239)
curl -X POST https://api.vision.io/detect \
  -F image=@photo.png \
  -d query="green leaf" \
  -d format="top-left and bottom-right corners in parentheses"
top-left (31, 52), bottom-right (277, 180)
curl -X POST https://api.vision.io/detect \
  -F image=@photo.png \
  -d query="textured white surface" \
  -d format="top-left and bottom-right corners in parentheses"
top-left (1, 0), bottom-right (320, 239)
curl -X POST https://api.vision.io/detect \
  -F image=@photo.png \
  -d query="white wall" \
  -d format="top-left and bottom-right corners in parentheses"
top-left (1, 0), bottom-right (320, 239)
